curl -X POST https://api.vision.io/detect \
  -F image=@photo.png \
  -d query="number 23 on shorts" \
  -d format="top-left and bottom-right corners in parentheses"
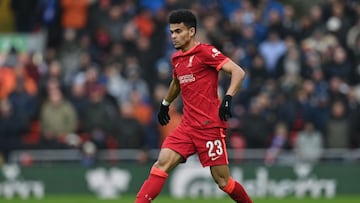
top-left (206, 139), bottom-right (224, 161)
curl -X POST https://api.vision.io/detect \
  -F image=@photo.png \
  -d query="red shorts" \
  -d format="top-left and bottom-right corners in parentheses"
top-left (161, 123), bottom-right (229, 167)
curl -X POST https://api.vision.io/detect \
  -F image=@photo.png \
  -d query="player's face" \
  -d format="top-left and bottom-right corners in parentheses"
top-left (169, 23), bottom-right (195, 51)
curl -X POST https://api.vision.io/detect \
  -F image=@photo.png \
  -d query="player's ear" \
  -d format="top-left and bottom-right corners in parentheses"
top-left (189, 27), bottom-right (196, 37)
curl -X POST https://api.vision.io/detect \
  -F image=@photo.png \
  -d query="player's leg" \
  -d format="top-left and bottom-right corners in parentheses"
top-left (136, 124), bottom-right (195, 203)
top-left (135, 148), bottom-right (183, 203)
top-left (210, 164), bottom-right (253, 203)
top-left (193, 127), bottom-right (252, 203)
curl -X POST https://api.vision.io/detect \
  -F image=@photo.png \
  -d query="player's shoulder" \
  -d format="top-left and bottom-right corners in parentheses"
top-left (198, 43), bottom-right (215, 49)
top-left (197, 43), bottom-right (221, 54)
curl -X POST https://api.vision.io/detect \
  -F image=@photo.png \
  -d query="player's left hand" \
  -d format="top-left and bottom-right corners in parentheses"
top-left (158, 103), bottom-right (170, 126)
top-left (219, 95), bottom-right (232, 121)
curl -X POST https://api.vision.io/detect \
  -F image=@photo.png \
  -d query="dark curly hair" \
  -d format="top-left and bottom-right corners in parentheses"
top-left (168, 9), bottom-right (197, 31)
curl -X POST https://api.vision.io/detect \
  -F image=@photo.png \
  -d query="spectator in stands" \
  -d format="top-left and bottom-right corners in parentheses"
top-left (324, 0), bottom-right (353, 47)
top-left (346, 87), bottom-right (360, 148)
top-left (276, 46), bottom-right (303, 97)
top-left (264, 121), bottom-right (291, 165)
top-left (68, 81), bottom-right (88, 129)
top-left (122, 21), bottom-right (141, 54)
top-left (281, 4), bottom-right (299, 39)
top-left (135, 35), bottom-right (159, 90)
top-left (328, 76), bottom-right (348, 105)
top-left (0, 65), bottom-right (16, 100)
top-left (237, 25), bottom-right (260, 63)
top-left (259, 0), bottom-right (284, 25)
top-left (312, 68), bottom-right (329, 101)
top-left (37, 0), bottom-right (62, 48)
top-left (103, 62), bottom-right (128, 105)
top-left (304, 74), bottom-right (330, 132)
top-left (278, 88), bottom-right (311, 132)
top-left (81, 66), bottom-right (106, 97)
top-left (8, 67), bottom-right (39, 121)
top-left (202, 13), bottom-right (226, 51)
top-left (267, 9), bottom-right (285, 37)
top-left (242, 96), bottom-right (271, 148)
top-left (119, 56), bottom-right (150, 104)
top-left (87, 0), bottom-right (111, 33)
top-left (102, 4), bottom-right (127, 43)
top-left (11, 0), bottom-right (38, 32)
top-left (0, 56), bottom-right (37, 99)
top-left (38, 60), bottom-right (66, 101)
top-left (39, 87), bottom-right (78, 149)
top-left (12, 63), bottom-right (38, 96)
top-left (323, 45), bottom-right (352, 83)
top-left (134, 8), bottom-right (155, 38)
top-left (129, 90), bottom-right (158, 148)
top-left (294, 121), bottom-right (324, 164)
top-left (0, 98), bottom-right (29, 161)
top-left (23, 52), bottom-right (41, 83)
top-left (308, 4), bottom-right (325, 32)
top-left (58, 28), bottom-right (82, 85)
top-left (259, 30), bottom-right (287, 77)
top-left (61, 0), bottom-right (89, 30)
top-left (154, 59), bottom-right (172, 86)
top-left (115, 102), bottom-right (145, 150)
top-left (276, 37), bottom-right (302, 76)
top-left (82, 84), bottom-right (117, 149)
top-left (78, 34), bottom-right (98, 63)
top-left (325, 100), bottom-right (350, 148)
top-left (249, 54), bottom-right (268, 96)
top-left (346, 19), bottom-right (360, 51)
top-left (106, 42), bottom-right (126, 66)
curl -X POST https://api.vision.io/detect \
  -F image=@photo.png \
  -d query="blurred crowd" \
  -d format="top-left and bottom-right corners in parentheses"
top-left (1, 0), bottom-right (360, 164)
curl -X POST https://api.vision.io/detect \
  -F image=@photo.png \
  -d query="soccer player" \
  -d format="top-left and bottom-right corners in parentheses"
top-left (135, 9), bottom-right (253, 203)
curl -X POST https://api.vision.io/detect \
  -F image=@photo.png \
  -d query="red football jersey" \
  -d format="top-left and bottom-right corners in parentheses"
top-left (171, 43), bottom-right (229, 129)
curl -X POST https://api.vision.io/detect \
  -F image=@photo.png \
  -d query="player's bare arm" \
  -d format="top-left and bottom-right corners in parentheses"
top-left (158, 78), bottom-right (180, 126)
top-left (164, 78), bottom-right (181, 103)
top-left (221, 59), bottom-right (245, 96)
top-left (218, 59), bottom-right (245, 121)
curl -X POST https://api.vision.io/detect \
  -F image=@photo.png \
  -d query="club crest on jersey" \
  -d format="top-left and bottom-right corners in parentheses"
top-left (178, 74), bottom-right (195, 84)
top-left (211, 48), bottom-right (221, 58)
top-left (187, 55), bottom-right (194, 67)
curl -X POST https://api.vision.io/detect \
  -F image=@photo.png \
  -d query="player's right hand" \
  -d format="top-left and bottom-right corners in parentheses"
top-left (158, 103), bottom-right (170, 126)
top-left (219, 95), bottom-right (233, 121)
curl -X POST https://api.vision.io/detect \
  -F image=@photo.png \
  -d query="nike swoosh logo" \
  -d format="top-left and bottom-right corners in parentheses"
top-left (211, 156), bottom-right (221, 161)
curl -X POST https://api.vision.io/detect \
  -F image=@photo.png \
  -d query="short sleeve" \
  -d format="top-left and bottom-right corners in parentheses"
top-left (200, 45), bottom-right (229, 71)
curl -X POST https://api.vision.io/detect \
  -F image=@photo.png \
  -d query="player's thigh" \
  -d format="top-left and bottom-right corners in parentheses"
top-left (194, 128), bottom-right (229, 167)
top-left (161, 124), bottom-right (196, 164)
top-left (210, 164), bottom-right (231, 187)
top-left (154, 148), bottom-right (184, 172)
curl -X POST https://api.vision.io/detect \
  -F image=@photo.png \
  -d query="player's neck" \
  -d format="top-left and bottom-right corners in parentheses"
top-left (181, 40), bottom-right (198, 52)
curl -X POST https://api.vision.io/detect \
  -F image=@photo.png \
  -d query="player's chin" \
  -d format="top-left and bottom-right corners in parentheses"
top-left (173, 44), bottom-right (181, 50)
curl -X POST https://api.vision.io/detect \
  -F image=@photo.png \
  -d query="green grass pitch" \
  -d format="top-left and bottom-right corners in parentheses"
top-left (2, 195), bottom-right (360, 203)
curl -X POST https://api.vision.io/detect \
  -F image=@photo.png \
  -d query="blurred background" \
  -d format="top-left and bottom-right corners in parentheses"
top-left (0, 0), bottom-right (360, 200)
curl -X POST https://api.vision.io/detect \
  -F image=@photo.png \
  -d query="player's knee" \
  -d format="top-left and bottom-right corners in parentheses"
top-left (153, 157), bottom-right (173, 171)
top-left (154, 158), bottom-right (168, 168)
top-left (214, 177), bottom-right (228, 189)
top-left (154, 149), bottom-right (183, 171)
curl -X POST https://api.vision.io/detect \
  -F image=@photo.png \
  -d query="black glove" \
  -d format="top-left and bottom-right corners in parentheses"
top-left (158, 103), bottom-right (170, 126)
top-left (219, 95), bottom-right (232, 121)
